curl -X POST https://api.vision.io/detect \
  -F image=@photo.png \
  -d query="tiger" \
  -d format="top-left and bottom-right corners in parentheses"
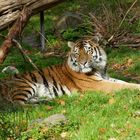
top-left (0, 40), bottom-right (140, 105)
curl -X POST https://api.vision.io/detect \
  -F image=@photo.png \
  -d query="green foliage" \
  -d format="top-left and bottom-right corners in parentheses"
top-left (108, 46), bottom-right (140, 81)
top-left (0, 107), bottom-right (29, 139)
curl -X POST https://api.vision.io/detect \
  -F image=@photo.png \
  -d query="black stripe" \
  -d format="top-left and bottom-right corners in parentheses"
top-left (14, 74), bottom-right (36, 86)
top-left (15, 85), bottom-right (36, 94)
top-left (60, 85), bottom-right (66, 95)
top-left (94, 47), bottom-right (97, 55)
top-left (52, 77), bottom-right (58, 90)
top-left (94, 47), bottom-right (98, 58)
top-left (22, 89), bottom-right (32, 95)
top-left (48, 66), bottom-right (58, 90)
top-left (50, 65), bottom-right (72, 93)
top-left (29, 72), bottom-right (37, 82)
top-left (104, 64), bottom-right (108, 73)
top-left (49, 66), bottom-right (53, 70)
top-left (22, 75), bottom-right (36, 86)
top-left (53, 86), bottom-right (58, 97)
top-left (13, 98), bottom-right (27, 102)
top-left (96, 46), bottom-right (101, 56)
top-left (38, 69), bottom-right (49, 88)
top-left (14, 80), bottom-right (36, 93)
top-left (13, 78), bottom-right (28, 83)
top-left (12, 89), bottom-right (32, 96)
top-left (12, 93), bottom-right (29, 98)
top-left (14, 74), bottom-right (22, 79)
top-left (50, 66), bottom-right (64, 88)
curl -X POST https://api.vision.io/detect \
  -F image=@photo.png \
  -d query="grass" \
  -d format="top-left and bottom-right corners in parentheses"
top-left (1, 90), bottom-right (140, 139)
top-left (0, 0), bottom-right (140, 139)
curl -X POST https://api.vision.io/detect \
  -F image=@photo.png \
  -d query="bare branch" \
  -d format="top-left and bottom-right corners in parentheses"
top-left (12, 39), bottom-right (40, 72)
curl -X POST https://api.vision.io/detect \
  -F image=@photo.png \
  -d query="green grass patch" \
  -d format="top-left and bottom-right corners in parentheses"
top-left (107, 46), bottom-right (140, 81)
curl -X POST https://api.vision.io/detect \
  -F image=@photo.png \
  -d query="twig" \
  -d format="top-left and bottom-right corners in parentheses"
top-left (114, 43), bottom-right (140, 48)
top-left (12, 39), bottom-right (40, 72)
top-left (43, 51), bottom-right (67, 58)
top-left (108, 0), bottom-right (138, 42)
top-left (89, 13), bottom-right (106, 35)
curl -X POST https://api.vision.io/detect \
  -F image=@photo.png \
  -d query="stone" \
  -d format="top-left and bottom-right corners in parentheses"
top-left (55, 12), bottom-right (83, 36)
top-left (2, 66), bottom-right (19, 74)
top-left (30, 114), bottom-right (67, 127)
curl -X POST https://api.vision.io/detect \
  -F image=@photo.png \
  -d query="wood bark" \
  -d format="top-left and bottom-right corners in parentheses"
top-left (0, 0), bottom-right (66, 31)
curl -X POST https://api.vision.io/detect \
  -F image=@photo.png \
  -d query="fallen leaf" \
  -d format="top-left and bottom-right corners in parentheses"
top-left (109, 98), bottom-right (116, 104)
top-left (123, 105), bottom-right (128, 110)
top-left (126, 123), bottom-right (133, 129)
top-left (57, 100), bottom-right (66, 106)
top-left (60, 132), bottom-right (68, 138)
top-left (112, 63), bottom-right (122, 70)
top-left (99, 128), bottom-right (106, 134)
top-left (126, 58), bottom-right (133, 67)
top-left (46, 105), bottom-right (53, 110)
top-left (24, 50), bottom-right (33, 54)
top-left (40, 126), bottom-right (48, 133)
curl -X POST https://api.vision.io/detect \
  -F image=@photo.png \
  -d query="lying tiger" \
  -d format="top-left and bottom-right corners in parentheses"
top-left (0, 38), bottom-right (140, 105)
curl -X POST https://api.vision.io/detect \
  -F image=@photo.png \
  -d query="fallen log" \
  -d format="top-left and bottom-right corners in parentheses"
top-left (0, 0), bottom-right (66, 31)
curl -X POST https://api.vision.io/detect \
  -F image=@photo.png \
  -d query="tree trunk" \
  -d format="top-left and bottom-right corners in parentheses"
top-left (0, 0), bottom-right (66, 31)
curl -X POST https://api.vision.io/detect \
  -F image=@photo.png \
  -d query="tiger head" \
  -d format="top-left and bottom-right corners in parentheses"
top-left (67, 40), bottom-right (95, 73)
top-left (67, 39), bottom-right (107, 74)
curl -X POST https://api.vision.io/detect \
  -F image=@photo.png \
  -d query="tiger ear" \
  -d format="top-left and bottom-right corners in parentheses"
top-left (68, 41), bottom-right (75, 49)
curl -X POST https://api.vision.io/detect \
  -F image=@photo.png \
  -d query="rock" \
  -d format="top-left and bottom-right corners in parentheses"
top-left (55, 12), bottom-right (83, 37)
top-left (2, 66), bottom-right (19, 74)
top-left (133, 110), bottom-right (140, 118)
top-left (30, 114), bottom-right (67, 127)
